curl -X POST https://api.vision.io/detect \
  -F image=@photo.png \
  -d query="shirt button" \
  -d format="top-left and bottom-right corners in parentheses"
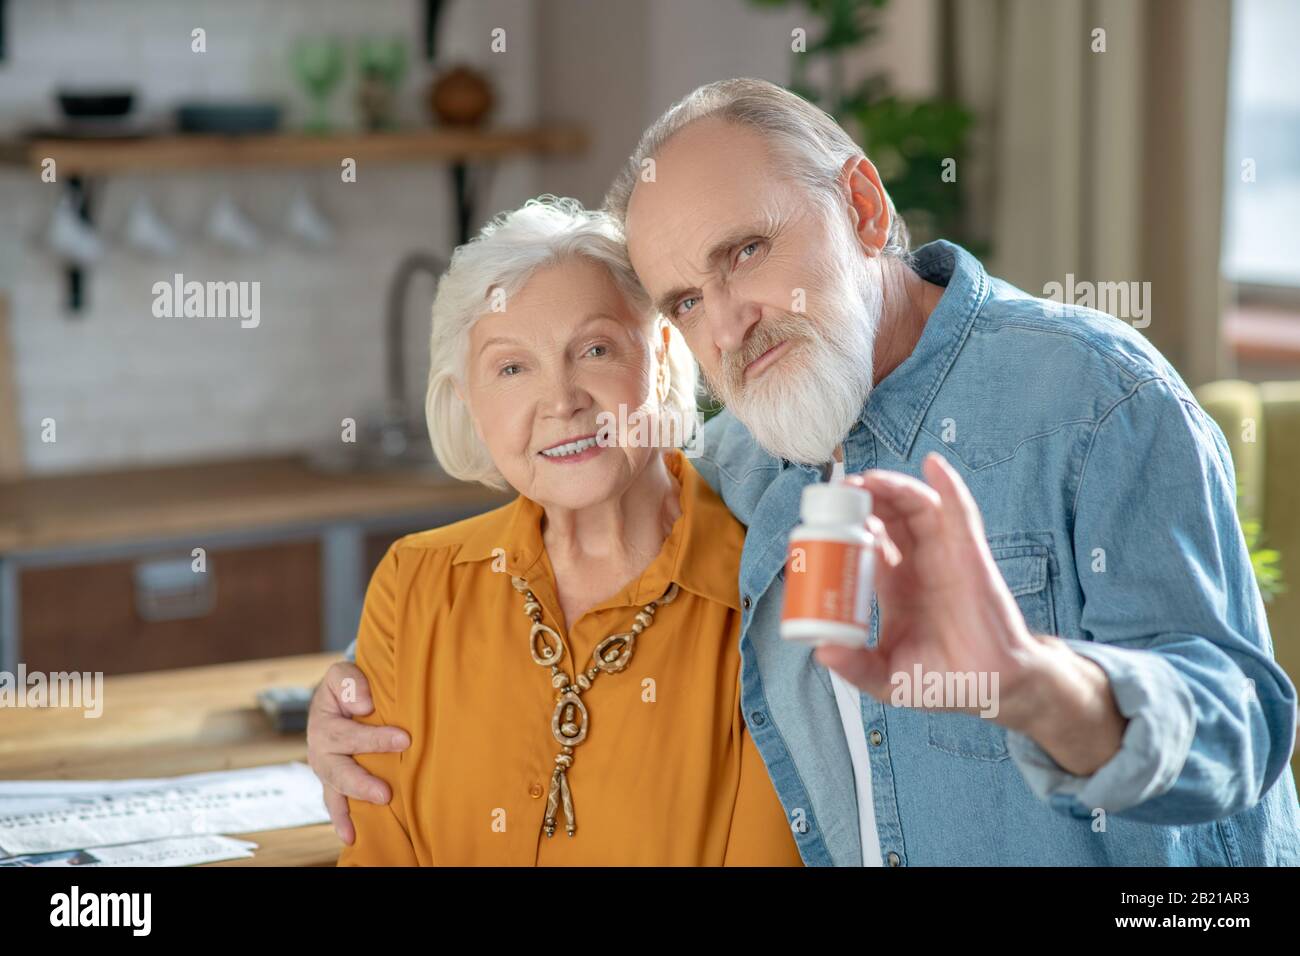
top-left (869, 729), bottom-right (883, 746)
top-left (887, 851), bottom-right (901, 867)
top-left (742, 595), bottom-right (751, 610)
top-left (750, 710), bottom-right (767, 727)
top-left (529, 783), bottom-right (543, 799)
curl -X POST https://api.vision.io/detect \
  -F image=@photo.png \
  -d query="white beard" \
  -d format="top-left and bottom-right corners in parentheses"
top-left (711, 247), bottom-right (880, 466)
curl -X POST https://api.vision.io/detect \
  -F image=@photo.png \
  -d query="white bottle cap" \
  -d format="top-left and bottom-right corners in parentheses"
top-left (800, 481), bottom-right (872, 525)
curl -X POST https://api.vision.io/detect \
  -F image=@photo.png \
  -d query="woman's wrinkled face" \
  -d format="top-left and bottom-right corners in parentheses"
top-left (461, 257), bottom-right (663, 510)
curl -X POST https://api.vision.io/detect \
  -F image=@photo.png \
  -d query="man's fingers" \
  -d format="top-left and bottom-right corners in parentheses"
top-left (922, 452), bottom-right (987, 542)
top-left (319, 714), bottom-right (410, 756)
top-left (320, 752), bottom-right (392, 804)
top-left (324, 785), bottom-right (356, 845)
top-left (321, 661), bottom-right (374, 718)
top-left (848, 469), bottom-right (937, 551)
top-left (854, 470), bottom-right (942, 525)
top-left (866, 514), bottom-right (902, 568)
top-left (815, 644), bottom-right (892, 698)
top-left (849, 468), bottom-right (940, 509)
top-left (305, 658), bottom-right (406, 849)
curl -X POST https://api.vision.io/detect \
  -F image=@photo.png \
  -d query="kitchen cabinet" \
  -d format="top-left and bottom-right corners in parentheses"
top-left (20, 539), bottom-right (322, 675)
top-left (0, 456), bottom-right (511, 676)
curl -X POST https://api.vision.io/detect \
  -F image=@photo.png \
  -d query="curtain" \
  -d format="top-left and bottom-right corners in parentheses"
top-left (950, 0), bottom-right (1233, 387)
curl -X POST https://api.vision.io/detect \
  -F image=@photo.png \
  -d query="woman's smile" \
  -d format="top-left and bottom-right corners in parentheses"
top-left (537, 432), bottom-right (605, 464)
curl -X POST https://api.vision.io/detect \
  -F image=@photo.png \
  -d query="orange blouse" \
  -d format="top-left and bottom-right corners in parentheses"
top-left (337, 449), bottom-right (803, 866)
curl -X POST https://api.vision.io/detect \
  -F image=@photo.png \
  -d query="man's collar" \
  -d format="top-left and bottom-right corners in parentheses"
top-left (777, 239), bottom-right (989, 471)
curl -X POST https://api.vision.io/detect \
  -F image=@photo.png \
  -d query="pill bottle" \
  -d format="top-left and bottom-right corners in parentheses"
top-left (779, 480), bottom-right (875, 647)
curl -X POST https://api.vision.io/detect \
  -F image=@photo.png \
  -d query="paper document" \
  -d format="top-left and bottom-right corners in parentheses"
top-left (0, 835), bottom-right (258, 867)
top-left (0, 762), bottom-right (329, 856)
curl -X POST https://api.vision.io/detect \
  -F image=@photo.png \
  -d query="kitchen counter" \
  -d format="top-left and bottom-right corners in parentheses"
top-left (0, 454), bottom-right (513, 554)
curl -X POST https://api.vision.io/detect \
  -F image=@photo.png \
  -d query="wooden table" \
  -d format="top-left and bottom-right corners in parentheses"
top-left (0, 652), bottom-right (345, 866)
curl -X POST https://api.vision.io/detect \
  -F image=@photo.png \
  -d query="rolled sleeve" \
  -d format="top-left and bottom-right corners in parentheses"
top-left (1040, 378), bottom-right (1298, 825)
top-left (1006, 640), bottom-right (1197, 816)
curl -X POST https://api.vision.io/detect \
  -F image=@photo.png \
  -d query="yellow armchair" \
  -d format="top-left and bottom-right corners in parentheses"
top-left (1196, 380), bottom-right (1300, 777)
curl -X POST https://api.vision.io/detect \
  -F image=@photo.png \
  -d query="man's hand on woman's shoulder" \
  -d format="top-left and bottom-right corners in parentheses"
top-left (306, 660), bottom-right (411, 845)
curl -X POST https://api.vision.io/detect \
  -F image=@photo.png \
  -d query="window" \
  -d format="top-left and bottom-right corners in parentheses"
top-left (1221, 0), bottom-right (1300, 290)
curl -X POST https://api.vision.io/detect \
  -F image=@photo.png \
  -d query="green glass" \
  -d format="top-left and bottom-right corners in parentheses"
top-left (356, 36), bottom-right (407, 87)
top-left (291, 37), bottom-right (346, 134)
top-left (354, 36), bottom-right (408, 131)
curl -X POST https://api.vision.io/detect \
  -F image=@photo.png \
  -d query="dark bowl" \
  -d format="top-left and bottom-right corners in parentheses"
top-left (58, 90), bottom-right (136, 119)
top-left (176, 102), bottom-right (282, 135)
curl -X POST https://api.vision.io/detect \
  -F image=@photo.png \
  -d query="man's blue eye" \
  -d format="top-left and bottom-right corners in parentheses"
top-left (586, 344), bottom-right (608, 357)
top-left (501, 363), bottom-right (521, 376)
top-left (735, 239), bottom-right (769, 268)
top-left (676, 296), bottom-right (699, 316)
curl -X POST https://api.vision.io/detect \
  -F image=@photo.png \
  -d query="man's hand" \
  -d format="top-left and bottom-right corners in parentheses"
top-left (815, 452), bottom-right (1127, 776)
top-left (306, 661), bottom-right (410, 845)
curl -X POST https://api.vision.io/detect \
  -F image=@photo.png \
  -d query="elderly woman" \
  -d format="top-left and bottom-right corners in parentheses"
top-left (336, 197), bottom-right (801, 866)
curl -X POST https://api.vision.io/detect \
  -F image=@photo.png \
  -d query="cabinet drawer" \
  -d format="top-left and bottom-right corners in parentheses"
top-left (20, 540), bottom-right (321, 675)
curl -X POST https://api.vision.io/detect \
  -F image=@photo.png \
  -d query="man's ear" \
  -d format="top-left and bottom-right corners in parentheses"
top-left (839, 155), bottom-right (891, 256)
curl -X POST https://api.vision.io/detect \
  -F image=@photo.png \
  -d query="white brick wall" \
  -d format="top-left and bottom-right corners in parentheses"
top-left (0, 0), bottom-right (931, 475)
top-left (0, 0), bottom-right (540, 474)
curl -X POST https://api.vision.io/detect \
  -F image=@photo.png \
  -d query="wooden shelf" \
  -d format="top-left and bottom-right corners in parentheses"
top-left (1, 124), bottom-right (587, 311)
top-left (0, 125), bottom-right (586, 175)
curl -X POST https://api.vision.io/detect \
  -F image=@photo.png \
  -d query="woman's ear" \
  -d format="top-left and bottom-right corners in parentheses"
top-left (453, 379), bottom-right (485, 443)
top-left (655, 322), bottom-right (671, 405)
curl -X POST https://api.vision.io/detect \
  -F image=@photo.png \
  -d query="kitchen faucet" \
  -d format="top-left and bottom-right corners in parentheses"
top-left (381, 251), bottom-right (446, 459)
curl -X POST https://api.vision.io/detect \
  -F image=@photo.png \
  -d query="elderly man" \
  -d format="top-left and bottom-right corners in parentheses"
top-left (311, 78), bottom-right (1299, 865)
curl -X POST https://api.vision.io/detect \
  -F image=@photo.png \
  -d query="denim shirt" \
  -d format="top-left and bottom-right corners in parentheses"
top-left (691, 240), bottom-right (1300, 866)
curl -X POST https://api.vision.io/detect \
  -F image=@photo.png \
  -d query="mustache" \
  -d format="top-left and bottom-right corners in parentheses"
top-left (714, 312), bottom-right (809, 394)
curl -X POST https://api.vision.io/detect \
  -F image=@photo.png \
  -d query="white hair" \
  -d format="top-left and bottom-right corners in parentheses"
top-left (604, 77), bottom-right (909, 259)
top-left (426, 195), bottom-right (701, 489)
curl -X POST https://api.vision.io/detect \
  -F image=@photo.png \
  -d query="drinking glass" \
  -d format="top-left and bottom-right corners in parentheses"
top-left (291, 37), bottom-right (346, 134)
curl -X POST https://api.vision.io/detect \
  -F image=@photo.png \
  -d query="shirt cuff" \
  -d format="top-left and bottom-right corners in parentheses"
top-left (1005, 640), bottom-right (1197, 817)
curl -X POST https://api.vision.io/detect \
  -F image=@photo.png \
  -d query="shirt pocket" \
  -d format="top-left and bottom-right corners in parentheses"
top-left (927, 532), bottom-right (1056, 761)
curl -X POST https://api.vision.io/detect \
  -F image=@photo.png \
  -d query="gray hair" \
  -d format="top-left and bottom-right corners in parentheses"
top-left (426, 195), bottom-right (701, 490)
top-left (604, 77), bottom-right (909, 258)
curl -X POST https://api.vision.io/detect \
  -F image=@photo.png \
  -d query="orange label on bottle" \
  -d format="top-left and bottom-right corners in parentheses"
top-left (781, 538), bottom-right (873, 625)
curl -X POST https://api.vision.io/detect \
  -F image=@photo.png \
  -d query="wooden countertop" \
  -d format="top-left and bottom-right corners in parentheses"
top-left (0, 652), bottom-right (346, 867)
top-left (0, 454), bottom-right (512, 554)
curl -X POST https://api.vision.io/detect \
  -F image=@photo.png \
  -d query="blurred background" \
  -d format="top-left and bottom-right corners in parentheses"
top-left (0, 0), bottom-right (1295, 744)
